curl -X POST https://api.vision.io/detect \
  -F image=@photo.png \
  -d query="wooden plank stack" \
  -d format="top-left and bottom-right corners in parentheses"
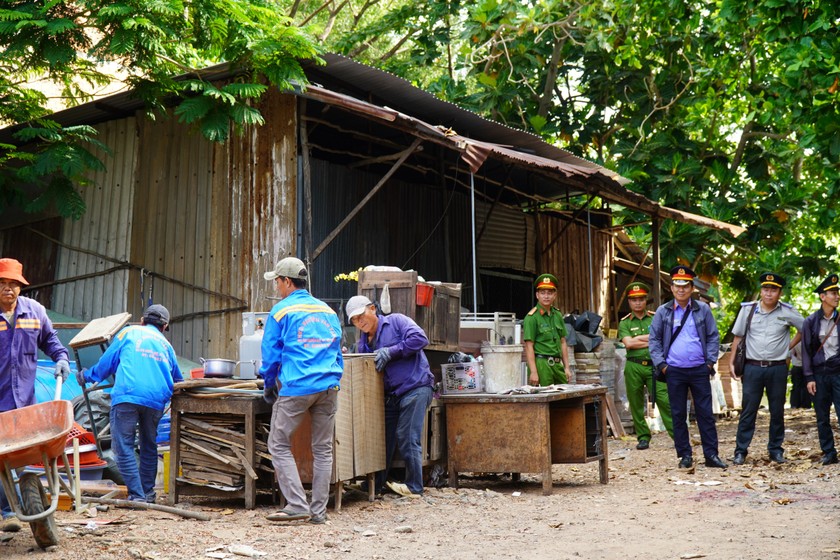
top-left (178, 415), bottom-right (271, 488)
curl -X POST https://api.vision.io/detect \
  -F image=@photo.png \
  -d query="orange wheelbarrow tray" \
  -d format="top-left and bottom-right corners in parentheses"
top-left (0, 400), bottom-right (76, 523)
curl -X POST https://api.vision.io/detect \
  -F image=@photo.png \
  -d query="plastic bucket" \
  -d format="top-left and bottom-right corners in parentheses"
top-left (416, 283), bottom-right (434, 306)
top-left (481, 344), bottom-right (524, 393)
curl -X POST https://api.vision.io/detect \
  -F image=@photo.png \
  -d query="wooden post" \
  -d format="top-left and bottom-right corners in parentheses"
top-left (652, 216), bottom-right (662, 307)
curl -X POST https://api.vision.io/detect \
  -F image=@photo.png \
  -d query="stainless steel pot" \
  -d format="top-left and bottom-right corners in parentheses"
top-left (199, 358), bottom-right (238, 378)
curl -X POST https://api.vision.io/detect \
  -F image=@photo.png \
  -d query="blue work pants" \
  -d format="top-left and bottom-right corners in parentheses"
top-left (110, 403), bottom-right (164, 502)
top-left (379, 385), bottom-right (433, 495)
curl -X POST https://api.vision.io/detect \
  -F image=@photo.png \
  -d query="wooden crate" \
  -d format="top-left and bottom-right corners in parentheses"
top-left (358, 270), bottom-right (461, 352)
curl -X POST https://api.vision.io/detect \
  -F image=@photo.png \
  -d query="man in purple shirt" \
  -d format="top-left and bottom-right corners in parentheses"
top-left (0, 258), bottom-right (70, 532)
top-left (649, 266), bottom-right (726, 470)
top-left (346, 295), bottom-right (435, 497)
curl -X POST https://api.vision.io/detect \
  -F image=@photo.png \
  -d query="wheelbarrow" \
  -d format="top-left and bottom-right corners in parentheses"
top-left (0, 377), bottom-right (77, 549)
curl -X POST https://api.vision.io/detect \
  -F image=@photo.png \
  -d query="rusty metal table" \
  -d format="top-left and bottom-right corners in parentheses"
top-left (442, 386), bottom-right (609, 495)
top-left (168, 394), bottom-right (272, 509)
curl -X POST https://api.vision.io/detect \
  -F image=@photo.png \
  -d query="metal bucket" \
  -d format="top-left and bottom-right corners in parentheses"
top-left (481, 343), bottom-right (524, 393)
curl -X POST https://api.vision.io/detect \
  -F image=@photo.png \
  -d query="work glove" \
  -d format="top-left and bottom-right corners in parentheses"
top-left (76, 369), bottom-right (87, 387)
top-left (375, 347), bottom-right (392, 371)
top-left (263, 382), bottom-right (278, 405)
top-left (54, 359), bottom-right (71, 381)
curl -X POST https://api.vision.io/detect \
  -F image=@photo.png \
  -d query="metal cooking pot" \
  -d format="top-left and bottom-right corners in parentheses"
top-left (199, 358), bottom-right (239, 378)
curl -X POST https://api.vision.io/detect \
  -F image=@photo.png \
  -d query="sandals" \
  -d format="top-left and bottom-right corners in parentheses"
top-left (265, 509), bottom-right (311, 523)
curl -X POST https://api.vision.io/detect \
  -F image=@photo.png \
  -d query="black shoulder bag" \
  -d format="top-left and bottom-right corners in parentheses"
top-left (656, 306), bottom-right (692, 382)
top-left (732, 304), bottom-right (758, 377)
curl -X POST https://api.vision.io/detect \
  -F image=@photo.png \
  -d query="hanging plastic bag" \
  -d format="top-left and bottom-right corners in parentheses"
top-left (380, 283), bottom-right (392, 314)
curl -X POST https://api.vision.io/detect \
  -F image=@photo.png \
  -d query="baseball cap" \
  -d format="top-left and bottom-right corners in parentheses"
top-left (346, 295), bottom-right (373, 320)
top-left (264, 257), bottom-right (308, 281)
top-left (143, 304), bottom-right (170, 331)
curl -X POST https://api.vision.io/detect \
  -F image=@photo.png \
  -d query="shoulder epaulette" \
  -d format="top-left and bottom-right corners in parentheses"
top-left (621, 312), bottom-right (632, 321)
top-left (527, 306), bottom-right (538, 316)
top-left (740, 300), bottom-right (758, 307)
top-left (779, 301), bottom-right (794, 309)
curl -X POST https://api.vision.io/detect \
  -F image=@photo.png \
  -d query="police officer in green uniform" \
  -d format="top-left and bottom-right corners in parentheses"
top-left (619, 281), bottom-right (674, 449)
top-left (523, 274), bottom-right (570, 386)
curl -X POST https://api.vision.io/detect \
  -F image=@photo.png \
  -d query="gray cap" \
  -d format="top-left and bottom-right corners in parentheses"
top-left (143, 304), bottom-right (170, 331)
top-left (345, 295), bottom-right (373, 320)
top-left (264, 257), bottom-right (308, 281)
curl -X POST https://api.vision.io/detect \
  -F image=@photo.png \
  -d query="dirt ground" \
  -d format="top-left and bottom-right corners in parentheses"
top-left (3, 407), bottom-right (840, 560)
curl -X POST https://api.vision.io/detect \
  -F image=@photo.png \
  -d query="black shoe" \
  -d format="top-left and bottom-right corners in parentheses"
top-left (636, 439), bottom-right (650, 450)
top-left (768, 451), bottom-right (786, 464)
top-left (821, 452), bottom-right (838, 465)
top-left (704, 455), bottom-right (728, 469)
top-left (732, 452), bottom-right (746, 465)
top-left (678, 456), bottom-right (693, 469)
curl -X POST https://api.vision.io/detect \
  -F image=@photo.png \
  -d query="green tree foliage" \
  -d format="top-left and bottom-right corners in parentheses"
top-left (0, 0), bottom-right (320, 218)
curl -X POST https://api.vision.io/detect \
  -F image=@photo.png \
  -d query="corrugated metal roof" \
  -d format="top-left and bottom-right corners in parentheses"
top-left (1, 54), bottom-right (744, 237)
top-left (305, 54), bottom-right (627, 184)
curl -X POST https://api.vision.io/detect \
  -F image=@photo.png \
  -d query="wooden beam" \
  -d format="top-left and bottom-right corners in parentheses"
top-left (311, 138), bottom-right (423, 261)
top-left (652, 217), bottom-right (662, 307)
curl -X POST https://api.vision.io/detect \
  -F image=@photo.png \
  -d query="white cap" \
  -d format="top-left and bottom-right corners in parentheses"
top-left (264, 257), bottom-right (308, 281)
top-left (345, 295), bottom-right (373, 320)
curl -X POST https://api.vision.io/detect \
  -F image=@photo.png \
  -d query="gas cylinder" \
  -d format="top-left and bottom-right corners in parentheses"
top-left (240, 312), bottom-right (269, 379)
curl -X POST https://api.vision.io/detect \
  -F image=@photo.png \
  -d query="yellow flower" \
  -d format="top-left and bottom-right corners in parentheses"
top-left (333, 268), bottom-right (362, 282)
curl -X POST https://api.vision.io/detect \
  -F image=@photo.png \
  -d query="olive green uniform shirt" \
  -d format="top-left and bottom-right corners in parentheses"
top-left (523, 306), bottom-right (568, 385)
top-left (618, 311), bottom-right (654, 360)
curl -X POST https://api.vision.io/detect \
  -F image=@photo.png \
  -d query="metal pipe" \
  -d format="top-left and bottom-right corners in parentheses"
top-left (587, 206), bottom-right (594, 311)
top-left (470, 172), bottom-right (478, 313)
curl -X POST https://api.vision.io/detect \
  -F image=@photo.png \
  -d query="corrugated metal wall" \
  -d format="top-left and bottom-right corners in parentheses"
top-left (475, 198), bottom-right (536, 272)
top-left (538, 213), bottom-right (614, 328)
top-left (55, 118), bottom-right (137, 321)
top-left (308, 158), bottom-right (470, 305)
top-left (207, 91), bottom-right (298, 357)
top-left (126, 114), bottom-right (214, 361)
top-left (307, 157), bottom-right (616, 324)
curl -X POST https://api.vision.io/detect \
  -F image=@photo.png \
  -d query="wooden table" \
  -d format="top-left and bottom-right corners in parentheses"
top-left (168, 394), bottom-right (272, 509)
top-left (442, 386), bottom-right (609, 495)
top-left (168, 356), bottom-right (385, 511)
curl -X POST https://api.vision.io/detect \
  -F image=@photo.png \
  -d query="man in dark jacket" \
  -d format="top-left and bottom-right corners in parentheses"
top-left (801, 274), bottom-right (840, 465)
top-left (649, 266), bottom-right (726, 470)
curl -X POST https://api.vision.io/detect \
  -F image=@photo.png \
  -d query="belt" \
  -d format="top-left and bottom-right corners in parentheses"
top-left (626, 357), bottom-right (652, 366)
top-left (536, 354), bottom-right (562, 366)
top-left (744, 359), bottom-right (787, 368)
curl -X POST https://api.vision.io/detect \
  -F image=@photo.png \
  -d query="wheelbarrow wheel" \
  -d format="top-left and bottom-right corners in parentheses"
top-left (19, 472), bottom-right (60, 549)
